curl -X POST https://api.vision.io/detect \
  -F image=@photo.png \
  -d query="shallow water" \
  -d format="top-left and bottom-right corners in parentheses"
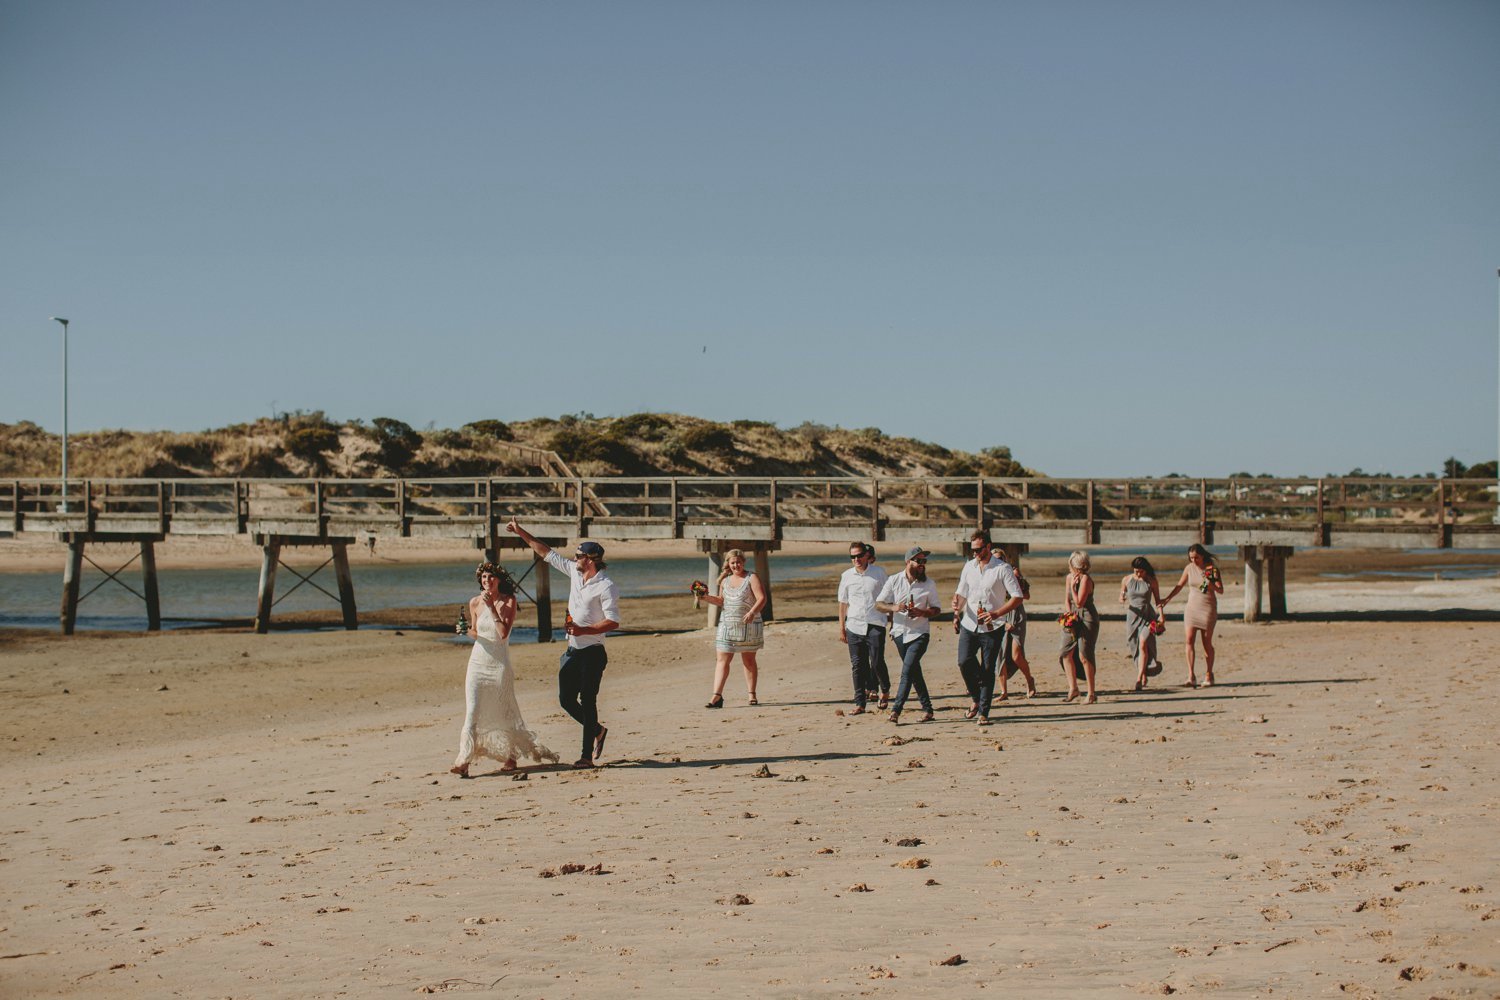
top-left (0, 552), bottom-right (914, 632)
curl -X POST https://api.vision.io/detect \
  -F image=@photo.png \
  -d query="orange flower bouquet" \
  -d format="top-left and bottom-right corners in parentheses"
top-left (1058, 610), bottom-right (1079, 632)
top-left (1198, 565), bottom-right (1220, 594)
top-left (690, 579), bottom-right (709, 609)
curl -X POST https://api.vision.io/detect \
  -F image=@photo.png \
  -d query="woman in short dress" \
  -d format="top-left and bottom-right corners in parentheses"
top-left (1159, 543), bottom-right (1224, 687)
top-left (1059, 550), bottom-right (1100, 704)
top-left (699, 549), bottom-right (767, 707)
top-left (451, 563), bottom-right (558, 778)
top-left (1119, 556), bottom-right (1164, 691)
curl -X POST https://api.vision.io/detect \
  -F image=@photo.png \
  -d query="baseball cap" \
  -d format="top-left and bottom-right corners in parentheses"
top-left (904, 545), bottom-right (930, 562)
top-left (575, 541), bottom-right (605, 559)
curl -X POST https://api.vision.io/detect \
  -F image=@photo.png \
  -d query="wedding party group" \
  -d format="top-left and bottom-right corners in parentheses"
top-left (446, 520), bottom-right (1225, 777)
top-left (834, 532), bottom-right (1225, 728)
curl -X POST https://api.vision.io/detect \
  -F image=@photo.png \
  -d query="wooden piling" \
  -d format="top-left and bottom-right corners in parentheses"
top-left (534, 551), bottom-right (554, 642)
top-left (141, 539), bottom-right (161, 631)
top-left (706, 548), bottom-right (724, 629)
top-left (254, 538), bottom-right (281, 634)
top-left (60, 537), bottom-right (84, 635)
top-left (1240, 546), bottom-right (1264, 623)
top-left (332, 541), bottom-right (357, 630)
top-left (753, 547), bottom-right (773, 621)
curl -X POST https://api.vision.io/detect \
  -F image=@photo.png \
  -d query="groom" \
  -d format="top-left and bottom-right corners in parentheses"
top-left (506, 520), bottom-right (620, 768)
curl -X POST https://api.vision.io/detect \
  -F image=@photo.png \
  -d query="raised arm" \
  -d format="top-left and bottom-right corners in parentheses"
top-left (504, 519), bottom-right (552, 560)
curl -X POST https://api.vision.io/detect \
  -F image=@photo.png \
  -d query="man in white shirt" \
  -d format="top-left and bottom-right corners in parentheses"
top-left (507, 520), bottom-right (620, 768)
top-left (950, 531), bottom-right (1024, 725)
top-left (876, 546), bottom-right (941, 723)
top-left (838, 541), bottom-right (889, 714)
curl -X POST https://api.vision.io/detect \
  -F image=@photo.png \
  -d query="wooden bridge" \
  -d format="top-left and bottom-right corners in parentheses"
top-left (4, 475), bottom-right (1496, 635)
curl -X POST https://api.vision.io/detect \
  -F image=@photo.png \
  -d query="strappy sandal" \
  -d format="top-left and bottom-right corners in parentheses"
top-left (748, 694), bottom-right (758, 706)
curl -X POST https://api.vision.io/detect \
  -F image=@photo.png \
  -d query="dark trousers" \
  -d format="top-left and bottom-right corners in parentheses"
top-left (845, 625), bottom-right (889, 706)
top-left (891, 633), bottom-right (933, 715)
top-left (559, 644), bottom-right (607, 760)
top-left (957, 626), bottom-right (1005, 718)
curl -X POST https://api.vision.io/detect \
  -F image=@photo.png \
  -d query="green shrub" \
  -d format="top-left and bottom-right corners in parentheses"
top-left (463, 419), bottom-right (513, 441)
top-left (609, 413), bottom-right (672, 442)
top-left (370, 417), bottom-right (421, 469)
top-left (677, 424), bottom-right (735, 454)
top-left (286, 426), bottom-right (340, 460)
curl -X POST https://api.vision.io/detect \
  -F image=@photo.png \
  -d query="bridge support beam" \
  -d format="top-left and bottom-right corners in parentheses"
top-left (58, 533), bottom-right (164, 634)
top-left (1239, 545), bottom-right (1293, 622)
top-left (253, 535), bottom-right (358, 634)
top-left (1242, 549), bottom-right (1263, 623)
top-left (534, 551), bottom-right (554, 642)
top-left (705, 549), bottom-right (724, 630)
top-left (753, 548), bottom-right (773, 622)
top-left (699, 540), bottom-right (779, 627)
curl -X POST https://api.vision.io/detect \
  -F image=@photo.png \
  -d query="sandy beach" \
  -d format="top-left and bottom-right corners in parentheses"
top-left (2, 562), bottom-right (1499, 998)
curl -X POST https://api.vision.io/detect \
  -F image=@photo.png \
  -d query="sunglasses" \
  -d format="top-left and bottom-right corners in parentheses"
top-left (911, 558), bottom-right (928, 565)
top-left (970, 546), bottom-right (988, 554)
top-left (850, 553), bottom-right (866, 560)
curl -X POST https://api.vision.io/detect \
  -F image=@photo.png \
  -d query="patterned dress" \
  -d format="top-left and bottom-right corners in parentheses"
top-left (715, 575), bottom-right (764, 653)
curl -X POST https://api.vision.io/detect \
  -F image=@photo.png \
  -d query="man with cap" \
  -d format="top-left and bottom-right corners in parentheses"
top-left (838, 540), bottom-right (890, 713)
top-left (875, 545), bottom-right (941, 724)
top-left (506, 520), bottom-right (620, 767)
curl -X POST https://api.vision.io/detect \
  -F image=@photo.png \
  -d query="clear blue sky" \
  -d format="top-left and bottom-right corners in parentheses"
top-left (3, 0), bottom-right (1497, 477)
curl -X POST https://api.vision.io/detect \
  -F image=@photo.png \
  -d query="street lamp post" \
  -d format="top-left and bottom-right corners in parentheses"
top-left (50, 317), bottom-right (69, 513)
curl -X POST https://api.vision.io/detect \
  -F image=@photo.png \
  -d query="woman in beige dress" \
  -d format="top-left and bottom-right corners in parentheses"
top-left (1158, 544), bottom-right (1224, 688)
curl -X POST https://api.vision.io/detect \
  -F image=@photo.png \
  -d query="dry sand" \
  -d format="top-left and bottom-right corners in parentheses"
top-left (2, 568), bottom-right (1499, 998)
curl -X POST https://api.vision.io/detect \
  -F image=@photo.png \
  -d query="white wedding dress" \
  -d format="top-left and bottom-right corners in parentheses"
top-left (455, 606), bottom-right (558, 768)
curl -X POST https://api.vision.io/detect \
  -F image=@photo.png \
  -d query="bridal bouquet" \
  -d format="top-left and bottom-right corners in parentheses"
top-left (1198, 565), bottom-right (1220, 593)
top-left (690, 579), bottom-right (709, 609)
top-left (1058, 610), bottom-right (1079, 632)
top-left (1148, 616), bottom-right (1166, 636)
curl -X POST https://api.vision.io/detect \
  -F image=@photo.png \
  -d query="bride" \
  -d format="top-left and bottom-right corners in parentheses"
top-left (451, 562), bottom-right (558, 777)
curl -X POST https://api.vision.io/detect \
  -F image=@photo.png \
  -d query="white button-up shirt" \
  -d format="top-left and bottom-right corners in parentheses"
top-left (544, 549), bottom-right (621, 649)
top-left (877, 572), bottom-right (940, 639)
top-left (954, 556), bottom-right (1024, 633)
top-left (838, 563), bottom-right (888, 636)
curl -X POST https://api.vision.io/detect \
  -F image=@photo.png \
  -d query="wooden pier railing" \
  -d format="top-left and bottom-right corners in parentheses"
top-left (4, 475), bottom-right (1497, 549)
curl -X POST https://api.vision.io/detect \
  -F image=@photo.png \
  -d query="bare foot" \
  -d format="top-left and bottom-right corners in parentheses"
top-left (995, 692), bottom-right (1009, 703)
top-left (849, 706), bottom-right (866, 716)
top-left (500, 759), bottom-right (518, 772)
top-left (888, 712), bottom-right (900, 724)
top-left (1025, 684), bottom-right (1038, 699)
top-left (919, 711), bottom-right (934, 722)
top-left (1085, 694), bottom-right (1098, 705)
top-left (1064, 690), bottom-right (1080, 704)
top-left (1185, 676), bottom-right (1197, 688)
top-left (1202, 674), bottom-right (1215, 687)
top-left (449, 764), bottom-right (469, 778)
top-left (976, 717), bottom-right (992, 727)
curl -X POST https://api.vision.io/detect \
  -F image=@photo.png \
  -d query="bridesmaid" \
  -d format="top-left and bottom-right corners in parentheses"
top-left (1058, 551), bottom-right (1100, 704)
top-left (698, 549), bottom-right (767, 707)
top-left (1159, 543), bottom-right (1223, 687)
top-left (1118, 556), bottom-right (1164, 690)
